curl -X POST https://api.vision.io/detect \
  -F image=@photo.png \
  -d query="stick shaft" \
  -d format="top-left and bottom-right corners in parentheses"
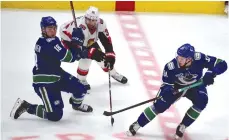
top-left (109, 70), bottom-right (113, 113)
top-left (178, 80), bottom-right (203, 92)
top-left (70, 1), bottom-right (77, 27)
top-left (103, 80), bottom-right (203, 116)
top-left (104, 97), bottom-right (159, 116)
top-left (108, 68), bottom-right (114, 125)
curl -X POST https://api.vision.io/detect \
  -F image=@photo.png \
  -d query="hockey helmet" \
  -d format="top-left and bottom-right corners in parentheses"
top-left (40, 16), bottom-right (57, 29)
top-left (85, 6), bottom-right (99, 20)
top-left (177, 43), bottom-right (195, 59)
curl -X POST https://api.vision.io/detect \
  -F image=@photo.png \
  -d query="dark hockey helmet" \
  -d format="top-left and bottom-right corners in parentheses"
top-left (40, 16), bottom-right (57, 29)
top-left (177, 43), bottom-right (195, 59)
top-left (40, 16), bottom-right (57, 37)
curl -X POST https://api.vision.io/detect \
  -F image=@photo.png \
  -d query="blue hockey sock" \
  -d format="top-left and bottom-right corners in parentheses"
top-left (70, 96), bottom-right (84, 107)
top-left (137, 106), bottom-right (157, 127)
top-left (181, 106), bottom-right (201, 127)
top-left (27, 104), bottom-right (47, 119)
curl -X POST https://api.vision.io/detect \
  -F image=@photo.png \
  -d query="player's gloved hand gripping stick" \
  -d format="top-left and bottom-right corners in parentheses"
top-left (103, 79), bottom-right (204, 116)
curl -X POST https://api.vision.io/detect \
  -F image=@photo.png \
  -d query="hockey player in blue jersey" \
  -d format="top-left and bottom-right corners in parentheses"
top-left (127, 44), bottom-right (227, 139)
top-left (10, 16), bottom-right (105, 121)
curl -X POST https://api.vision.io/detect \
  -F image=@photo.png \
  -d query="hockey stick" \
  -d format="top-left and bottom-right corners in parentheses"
top-left (177, 79), bottom-right (203, 93)
top-left (108, 66), bottom-right (115, 126)
top-left (70, 1), bottom-right (77, 27)
top-left (103, 80), bottom-right (204, 116)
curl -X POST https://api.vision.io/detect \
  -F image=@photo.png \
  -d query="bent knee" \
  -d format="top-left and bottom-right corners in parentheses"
top-left (47, 109), bottom-right (63, 122)
top-left (154, 98), bottom-right (172, 113)
top-left (195, 91), bottom-right (208, 110)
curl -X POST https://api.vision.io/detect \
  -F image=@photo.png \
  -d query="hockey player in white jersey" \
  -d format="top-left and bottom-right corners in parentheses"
top-left (60, 6), bottom-right (128, 90)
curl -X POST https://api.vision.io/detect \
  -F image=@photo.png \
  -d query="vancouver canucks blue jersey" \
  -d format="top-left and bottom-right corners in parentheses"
top-left (163, 52), bottom-right (227, 86)
top-left (33, 37), bottom-right (75, 84)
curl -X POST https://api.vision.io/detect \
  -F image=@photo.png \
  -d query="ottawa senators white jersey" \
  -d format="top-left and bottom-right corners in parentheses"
top-left (59, 16), bottom-right (111, 47)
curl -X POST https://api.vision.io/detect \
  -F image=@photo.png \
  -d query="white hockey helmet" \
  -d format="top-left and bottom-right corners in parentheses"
top-left (85, 6), bottom-right (99, 20)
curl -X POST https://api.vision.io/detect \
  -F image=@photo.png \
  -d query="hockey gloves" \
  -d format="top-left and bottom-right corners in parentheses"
top-left (72, 28), bottom-right (84, 46)
top-left (87, 48), bottom-right (105, 62)
top-left (104, 52), bottom-right (116, 70)
top-left (161, 85), bottom-right (177, 102)
top-left (203, 71), bottom-right (216, 86)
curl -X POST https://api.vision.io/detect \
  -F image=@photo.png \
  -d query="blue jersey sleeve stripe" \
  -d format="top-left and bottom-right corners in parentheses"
top-left (163, 82), bottom-right (174, 85)
top-left (61, 49), bottom-right (73, 62)
top-left (214, 58), bottom-right (223, 67)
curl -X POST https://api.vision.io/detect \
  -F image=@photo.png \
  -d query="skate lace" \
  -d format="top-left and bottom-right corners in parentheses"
top-left (80, 80), bottom-right (89, 86)
top-left (80, 104), bottom-right (88, 111)
top-left (179, 124), bottom-right (186, 133)
top-left (133, 122), bottom-right (141, 131)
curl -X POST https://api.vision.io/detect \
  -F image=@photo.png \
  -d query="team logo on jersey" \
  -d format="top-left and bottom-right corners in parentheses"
top-left (87, 38), bottom-right (95, 47)
top-left (176, 71), bottom-right (198, 85)
top-left (54, 100), bottom-right (60, 105)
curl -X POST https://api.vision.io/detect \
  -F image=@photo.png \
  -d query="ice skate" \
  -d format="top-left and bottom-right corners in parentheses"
top-left (69, 98), bottom-right (93, 112)
top-left (126, 121), bottom-right (141, 136)
top-left (10, 98), bottom-right (31, 119)
top-left (111, 72), bottom-right (128, 84)
top-left (174, 124), bottom-right (186, 140)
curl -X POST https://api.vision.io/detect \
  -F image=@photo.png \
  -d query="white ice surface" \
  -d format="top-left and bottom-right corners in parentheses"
top-left (1, 9), bottom-right (228, 140)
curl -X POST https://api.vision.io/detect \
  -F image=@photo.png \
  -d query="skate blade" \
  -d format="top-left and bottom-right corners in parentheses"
top-left (126, 131), bottom-right (134, 136)
top-left (10, 98), bottom-right (22, 119)
top-left (174, 134), bottom-right (183, 140)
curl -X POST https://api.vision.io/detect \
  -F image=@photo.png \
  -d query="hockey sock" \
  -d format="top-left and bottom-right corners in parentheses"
top-left (181, 106), bottom-right (201, 127)
top-left (71, 96), bottom-right (84, 107)
top-left (137, 106), bottom-right (158, 127)
top-left (27, 104), bottom-right (47, 119)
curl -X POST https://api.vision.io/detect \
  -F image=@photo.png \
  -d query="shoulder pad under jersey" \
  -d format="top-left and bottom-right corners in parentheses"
top-left (167, 61), bottom-right (175, 70)
top-left (194, 52), bottom-right (201, 60)
top-left (36, 37), bottom-right (47, 45)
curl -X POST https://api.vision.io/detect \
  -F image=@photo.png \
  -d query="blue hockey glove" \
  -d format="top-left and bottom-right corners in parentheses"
top-left (162, 85), bottom-right (176, 101)
top-left (72, 28), bottom-right (84, 46)
top-left (203, 71), bottom-right (216, 86)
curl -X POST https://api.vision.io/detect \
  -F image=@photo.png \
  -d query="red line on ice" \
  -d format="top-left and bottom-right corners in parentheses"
top-left (116, 12), bottom-right (191, 140)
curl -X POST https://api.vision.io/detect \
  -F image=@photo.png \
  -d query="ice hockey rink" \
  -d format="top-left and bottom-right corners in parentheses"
top-left (1, 9), bottom-right (229, 140)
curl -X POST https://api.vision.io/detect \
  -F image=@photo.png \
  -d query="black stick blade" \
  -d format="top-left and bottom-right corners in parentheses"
top-left (103, 111), bottom-right (113, 116)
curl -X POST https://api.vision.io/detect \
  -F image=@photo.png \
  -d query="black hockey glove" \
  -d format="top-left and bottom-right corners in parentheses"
top-left (203, 71), bottom-right (216, 86)
top-left (104, 52), bottom-right (116, 70)
top-left (72, 27), bottom-right (84, 46)
top-left (87, 48), bottom-right (105, 62)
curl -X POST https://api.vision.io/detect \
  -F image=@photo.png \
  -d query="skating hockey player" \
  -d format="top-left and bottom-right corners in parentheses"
top-left (10, 16), bottom-right (103, 121)
top-left (127, 43), bottom-right (227, 139)
top-left (59, 6), bottom-right (128, 90)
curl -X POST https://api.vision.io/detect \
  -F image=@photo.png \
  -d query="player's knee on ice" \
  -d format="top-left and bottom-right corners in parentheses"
top-left (46, 108), bottom-right (63, 122)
